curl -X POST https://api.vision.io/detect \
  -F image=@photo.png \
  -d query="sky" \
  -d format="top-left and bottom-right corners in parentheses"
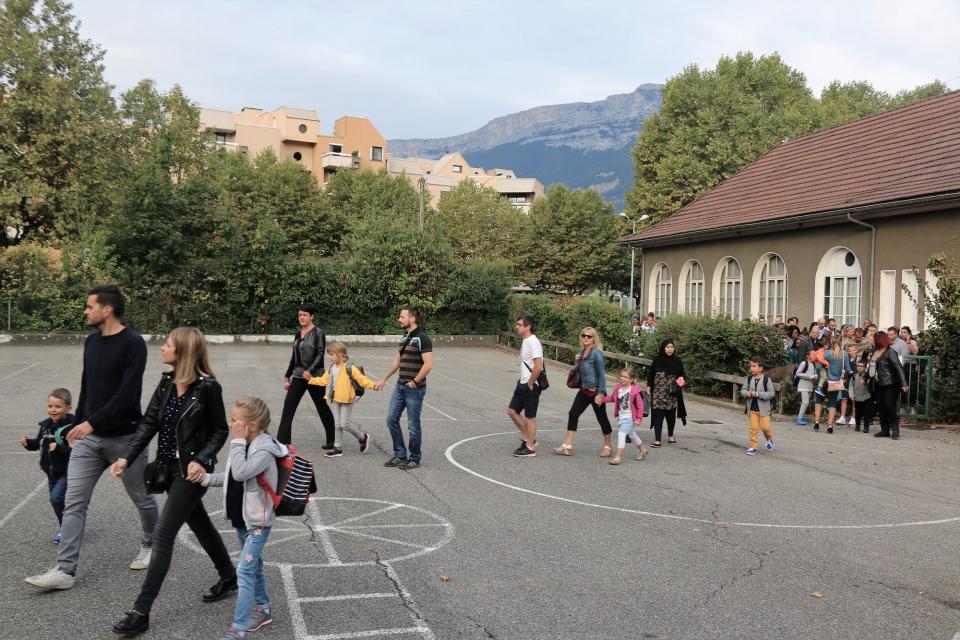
top-left (70, 0), bottom-right (960, 140)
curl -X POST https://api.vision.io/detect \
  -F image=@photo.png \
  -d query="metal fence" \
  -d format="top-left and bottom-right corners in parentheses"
top-left (900, 355), bottom-right (933, 420)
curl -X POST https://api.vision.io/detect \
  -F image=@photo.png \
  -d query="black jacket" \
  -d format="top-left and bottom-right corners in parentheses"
top-left (874, 349), bottom-right (907, 388)
top-left (24, 414), bottom-right (76, 476)
top-left (123, 374), bottom-right (229, 475)
top-left (284, 327), bottom-right (326, 379)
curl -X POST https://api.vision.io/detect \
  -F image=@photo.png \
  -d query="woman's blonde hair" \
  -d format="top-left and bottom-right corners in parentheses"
top-left (830, 336), bottom-right (843, 359)
top-left (327, 342), bottom-right (348, 358)
top-left (169, 327), bottom-right (215, 385)
top-left (581, 327), bottom-right (603, 350)
top-left (233, 396), bottom-right (271, 433)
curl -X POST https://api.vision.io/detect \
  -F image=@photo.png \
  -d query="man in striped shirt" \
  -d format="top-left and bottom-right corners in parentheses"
top-left (376, 307), bottom-right (433, 470)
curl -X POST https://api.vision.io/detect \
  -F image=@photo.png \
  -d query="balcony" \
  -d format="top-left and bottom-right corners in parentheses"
top-left (210, 141), bottom-right (248, 154)
top-left (322, 152), bottom-right (354, 169)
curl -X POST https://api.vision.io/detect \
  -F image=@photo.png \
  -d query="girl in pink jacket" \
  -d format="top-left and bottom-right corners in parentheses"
top-left (595, 367), bottom-right (648, 464)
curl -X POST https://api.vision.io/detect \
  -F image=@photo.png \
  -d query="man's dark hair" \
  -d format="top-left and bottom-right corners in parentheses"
top-left (827, 318), bottom-right (836, 324)
top-left (749, 356), bottom-right (765, 368)
top-left (887, 326), bottom-right (899, 333)
top-left (88, 285), bottom-right (125, 319)
top-left (809, 321), bottom-right (819, 330)
top-left (401, 306), bottom-right (421, 325)
top-left (517, 315), bottom-right (535, 332)
top-left (299, 302), bottom-right (318, 316)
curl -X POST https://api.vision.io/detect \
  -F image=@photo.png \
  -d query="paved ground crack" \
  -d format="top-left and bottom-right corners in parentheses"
top-left (464, 614), bottom-right (497, 638)
top-left (701, 503), bottom-right (771, 605)
top-left (374, 554), bottom-right (431, 629)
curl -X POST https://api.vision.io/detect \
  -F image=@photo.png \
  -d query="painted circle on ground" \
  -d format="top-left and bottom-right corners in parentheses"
top-left (444, 429), bottom-right (960, 530)
top-left (179, 497), bottom-right (454, 567)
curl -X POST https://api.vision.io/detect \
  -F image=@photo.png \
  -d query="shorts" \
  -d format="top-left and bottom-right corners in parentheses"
top-left (508, 381), bottom-right (541, 418)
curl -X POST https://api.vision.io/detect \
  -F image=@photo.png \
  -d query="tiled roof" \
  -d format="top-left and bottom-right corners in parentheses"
top-left (625, 91), bottom-right (960, 244)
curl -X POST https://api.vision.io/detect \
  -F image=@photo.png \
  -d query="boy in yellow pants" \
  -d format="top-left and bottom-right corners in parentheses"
top-left (741, 357), bottom-right (776, 456)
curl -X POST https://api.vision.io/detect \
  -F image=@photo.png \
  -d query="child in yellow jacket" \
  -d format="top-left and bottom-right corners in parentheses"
top-left (304, 342), bottom-right (378, 457)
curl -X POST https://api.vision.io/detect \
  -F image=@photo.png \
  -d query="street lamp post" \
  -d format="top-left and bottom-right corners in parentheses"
top-left (619, 213), bottom-right (650, 308)
top-left (418, 176), bottom-right (426, 232)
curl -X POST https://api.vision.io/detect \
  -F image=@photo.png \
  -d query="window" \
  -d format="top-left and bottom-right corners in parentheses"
top-left (683, 261), bottom-right (704, 315)
top-left (718, 258), bottom-right (742, 320)
top-left (329, 144), bottom-right (342, 153)
top-left (293, 152), bottom-right (302, 161)
top-left (214, 132), bottom-right (226, 144)
top-left (371, 146), bottom-right (383, 161)
top-left (452, 164), bottom-right (462, 173)
top-left (506, 194), bottom-right (527, 204)
top-left (298, 124), bottom-right (308, 133)
top-left (655, 264), bottom-right (672, 317)
top-left (816, 248), bottom-right (861, 326)
top-left (757, 254), bottom-right (787, 320)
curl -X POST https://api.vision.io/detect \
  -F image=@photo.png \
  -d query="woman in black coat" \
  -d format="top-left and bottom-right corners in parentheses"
top-left (871, 332), bottom-right (909, 439)
top-left (646, 338), bottom-right (687, 447)
top-left (108, 327), bottom-right (235, 637)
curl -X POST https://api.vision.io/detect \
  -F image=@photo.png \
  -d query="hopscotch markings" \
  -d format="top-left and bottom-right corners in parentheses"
top-left (0, 362), bottom-right (40, 383)
top-left (335, 524), bottom-right (448, 530)
top-left (323, 527), bottom-right (434, 551)
top-left (324, 503), bottom-right (401, 529)
top-left (307, 500), bottom-right (342, 566)
top-left (279, 564), bottom-right (311, 640)
top-left (0, 479), bottom-right (46, 530)
top-left (298, 592), bottom-right (397, 603)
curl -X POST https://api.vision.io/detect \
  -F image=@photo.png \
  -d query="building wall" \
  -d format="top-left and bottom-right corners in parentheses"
top-left (637, 209), bottom-right (958, 328)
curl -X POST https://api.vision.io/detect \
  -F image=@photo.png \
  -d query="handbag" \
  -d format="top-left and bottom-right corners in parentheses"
top-left (523, 360), bottom-right (549, 390)
top-left (827, 380), bottom-right (844, 393)
top-left (566, 366), bottom-right (581, 389)
top-left (143, 459), bottom-right (171, 494)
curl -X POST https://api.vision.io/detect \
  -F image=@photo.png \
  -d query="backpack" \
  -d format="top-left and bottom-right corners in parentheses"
top-left (346, 362), bottom-right (365, 398)
top-left (792, 362), bottom-right (806, 387)
top-left (743, 375), bottom-right (771, 414)
top-left (257, 445), bottom-right (318, 517)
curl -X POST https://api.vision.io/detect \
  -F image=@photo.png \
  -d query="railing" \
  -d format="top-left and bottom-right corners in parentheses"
top-left (900, 355), bottom-right (933, 420)
top-left (495, 332), bottom-right (786, 413)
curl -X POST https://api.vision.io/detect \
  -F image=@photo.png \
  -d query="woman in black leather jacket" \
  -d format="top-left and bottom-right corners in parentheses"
top-left (108, 327), bottom-right (235, 637)
top-left (870, 332), bottom-right (909, 440)
top-left (276, 302), bottom-right (336, 446)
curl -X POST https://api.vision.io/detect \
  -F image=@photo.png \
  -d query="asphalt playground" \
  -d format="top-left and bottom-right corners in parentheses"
top-left (2, 342), bottom-right (960, 640)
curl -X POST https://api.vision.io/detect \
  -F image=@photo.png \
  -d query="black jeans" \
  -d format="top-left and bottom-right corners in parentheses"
top-left (651, 408), bottom-right (677, 442)
top-left (876, 386), bottom-right (900, 436)
top-left (134, 464), bottom-right (234, 614)
top-left (567, 390), bottom-right (612, 434)
top-left (277, 376), bottom-right (336, 445)
top-left (854, 399), bottom-right (874, 431)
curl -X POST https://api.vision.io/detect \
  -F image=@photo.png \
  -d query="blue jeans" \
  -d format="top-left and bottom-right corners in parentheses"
top-left (48, 473), bottom-right (68, 525)
top-left (233, 525), bottom-right (272, 630)
top-left (386, 384), bottom-right (426, 463)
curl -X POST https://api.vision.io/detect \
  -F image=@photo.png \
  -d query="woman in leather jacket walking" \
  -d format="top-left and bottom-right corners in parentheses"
top-left (277, 303), bottom-right (336, 446)
top-left (108, 327), bottom-right (235, 637)
top-left (870, 332), bottom-right (909, 440)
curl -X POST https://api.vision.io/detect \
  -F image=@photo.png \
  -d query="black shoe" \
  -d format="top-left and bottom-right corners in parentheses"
top-left (827, 427), bottom-right (833, 434)
top-left (513, 441), bottom-right (527, 456)
top-left (854, 425), bottom-right (860, 432)
top-left (891, 433), bottom-right (900, 440)
top-left (384, 457), bottom-right (407, 468)
top-left (358, 433), bottom-right (369, 453)
top-left (398, 460), bottom-right (420, 470)
top-left (863, 428), bottom-right (870, 434)
top-left (513, 446), bottom-right (537, 458)
top-left (321, 442), bottom-right (335, 450)
top-left (113, 611), bottom-right (149, 637)
top-left (874, 432), bottom-right (890, 438)
top-left (324, 447), bottom-right (344, 458)
top-left (202, 575), bottom-right (237, 602)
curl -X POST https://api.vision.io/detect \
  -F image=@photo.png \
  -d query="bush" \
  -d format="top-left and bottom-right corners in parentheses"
top-left (506, 294), bottom-right (567, 341)
top-left (436, 261), bottom-right (512, 334)
top-left (912, 252), bottom-right (960, 420)
top-left (560, 296), bottom-right (633, 353)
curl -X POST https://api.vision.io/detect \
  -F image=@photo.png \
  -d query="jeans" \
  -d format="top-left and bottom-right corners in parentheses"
top-left (233, 525), bottom-right (272, 631)
top-left (58, 433), bottom-right (159, 575)
top-left (277, 376), bottom-right (335, 446)
top-left (386, 384), bottom-right (426, 463)
top-left (877, 386), bottom-right (900, 436)
top-left (48, 473), bottom-right (68, 525)
top-left (134, 464), bottom-right (234, 614)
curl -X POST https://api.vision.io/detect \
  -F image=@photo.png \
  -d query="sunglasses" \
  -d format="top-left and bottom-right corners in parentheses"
top-left (581, 334), bottom-right (593, 339)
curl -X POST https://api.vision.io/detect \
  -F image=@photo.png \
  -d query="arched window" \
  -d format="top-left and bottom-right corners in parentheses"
top-left (755, 254), bottom-right (788, 321)
top-left (815, 247), bottom-right (862, 326)
top-left (653, 264), bottom-right (672, 317)
top-left (716, 258), bottom-right (742, 320)
top-left (681, 261), bottom-right (704, 315)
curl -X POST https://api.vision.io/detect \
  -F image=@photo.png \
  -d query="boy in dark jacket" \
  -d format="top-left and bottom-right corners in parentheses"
top-left (19, 388), bottom-right (75, 543)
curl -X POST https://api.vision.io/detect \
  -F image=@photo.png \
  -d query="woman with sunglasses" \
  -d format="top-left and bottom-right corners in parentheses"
top-left (553, 327), bottom-right (613, 457)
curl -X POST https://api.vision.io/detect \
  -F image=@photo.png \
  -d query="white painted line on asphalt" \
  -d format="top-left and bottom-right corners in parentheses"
top-left (0, 451), bottom-right (33, 455)
top-left (0, 479), bottom-right (46, 529)
top-left (429, 369), bottom-right (564, 417)
top-left (325, 527), bottom-right (434, 550)
top-left (0, 362), bottom-right (40, 383)
top-left (444, 429), bottom-right (960, 530)
top-left (279, 563), bottom-right (310, 640)
top-left (298, 592), bottom-right (397, 603)
top-left (324, 504), bottom-right (402, 529)
top-left (334, 523), bottom-right (449, 530)
top-left (308, 500), bottom-right (343, 566)
top-left (310, 626), bottom-right (431, 639)
top-left (423, 401), bottom-right (458, 420)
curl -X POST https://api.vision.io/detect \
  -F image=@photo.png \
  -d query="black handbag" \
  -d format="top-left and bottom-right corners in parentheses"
top-left (143, 459), bottom-right (171, 494)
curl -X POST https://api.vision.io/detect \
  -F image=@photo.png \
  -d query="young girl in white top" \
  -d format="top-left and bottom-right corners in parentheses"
top-left (595, 367), bottom-right (647, 465)
top-left (304, 342), bottom-right (378, 458)
top-left (794, 351), bottom-right (818, 425)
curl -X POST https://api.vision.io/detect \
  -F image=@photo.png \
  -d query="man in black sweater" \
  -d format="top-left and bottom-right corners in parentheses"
top-left (26, 286), bottom-right (158, 590)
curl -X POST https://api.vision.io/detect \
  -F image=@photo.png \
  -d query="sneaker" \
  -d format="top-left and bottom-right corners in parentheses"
top-left (398, 460), bottom-right (420, 470)
top-left (220, 625), bottom-right (246, 640)
top-left (358, 433), bottom-right (369, 453)
top-left (795, 417), bottom-right (808, 425)
top-left (246, 606), bottom-right (273, 633)
top-left (746, 448), bottom-right (759, 456)
top-left (513, 446), bottom-right (537, 458)
top-left (826, 426), bottom-right (834, 434)
top-left (512, 441), bottom-right (527, 456)
top-left (324, 447), bottom-right (343, 458)
top-left (53, 530), bottom-right (61, 545)
top-left (814, 388), bottom-right (826, 397)
top-left (766, 440), bottom-right (774, 451)
top-left (113, 611), bottom-right (150, 637)
top-left (836, 416), bottom-right (847, 425)
top-left (813, 423), bottom-right (820, 431)
top-left (25, 566), bottom-right (75, 589)
top-left (384, 457), bottom-right (407, 468)
top-left (129, 546), bottom-right (152, 570)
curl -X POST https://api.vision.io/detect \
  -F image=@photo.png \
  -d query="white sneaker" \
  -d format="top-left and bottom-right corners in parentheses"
top-left (25, 567), bottom-right (75, 590)
top-left (130, 546), bottom-right (152, 570)
top-left (836, 416), bottom-right (848, 425)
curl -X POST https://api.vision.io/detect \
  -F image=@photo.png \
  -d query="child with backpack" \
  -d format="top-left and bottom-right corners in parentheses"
top-left (594, 367), bottom-right (648, 465)
top-left (741, 357), bottom-right (775, 456)
top-left (793, 352), bottom-right (818, 426)
top-left (304, 342), bottom-right (379, 458)
top-left (201, 396), bottom-right (287, 639)
top-left (18, 388), bottom-right (75, 544)
top-left (850, 359), bottom-right (875, 433)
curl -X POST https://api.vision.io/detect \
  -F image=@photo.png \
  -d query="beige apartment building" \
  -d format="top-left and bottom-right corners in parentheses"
top-left (198, 106), bottom-right (542, 211)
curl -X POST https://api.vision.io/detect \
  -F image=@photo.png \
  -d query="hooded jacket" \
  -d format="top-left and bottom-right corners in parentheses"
top-left (203, 432), bottom-right (289, 529)
top-left (24, 414), bottom-right (76, 476)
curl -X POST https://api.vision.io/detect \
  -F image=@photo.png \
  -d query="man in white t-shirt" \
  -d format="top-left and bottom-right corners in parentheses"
top-left (507, 315), bottom-right (543, 458)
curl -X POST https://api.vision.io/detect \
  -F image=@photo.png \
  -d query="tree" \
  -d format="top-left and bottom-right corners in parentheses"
top-left (519, 184), bottom-right (628, 294)
top-left (434, 181), bottom-right (523, 266)
top-left (818, 79), bottom-right (949, 128)
top-left (318, 168), bottom-right (421, 243)
top-left (0, 0), bottom-right (119, 244)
